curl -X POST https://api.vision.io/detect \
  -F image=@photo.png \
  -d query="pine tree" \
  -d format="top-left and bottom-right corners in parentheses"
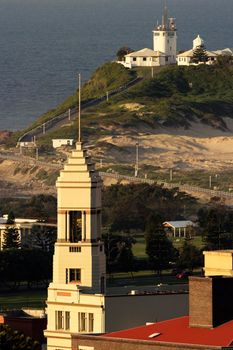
top-left (2, 211), bottom-right (20, 249)
top-left (192, 45), bottom-right (208, 64)
top-left (145, 214), bottom-right (175, 275)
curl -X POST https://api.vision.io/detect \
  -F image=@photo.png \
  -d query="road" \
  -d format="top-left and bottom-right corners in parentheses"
top-left (107, 283), bottom-right (188, 296)
top-left (18, 77), bottom-right (142, 143)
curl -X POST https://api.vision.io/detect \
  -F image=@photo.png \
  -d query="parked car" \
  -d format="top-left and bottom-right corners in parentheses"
top-left (176, 271), bottom-right (192, 279)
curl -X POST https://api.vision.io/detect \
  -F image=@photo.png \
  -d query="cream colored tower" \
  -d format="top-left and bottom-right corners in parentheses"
top-left (152, 5), bottom-right (177, 64)
top-left (44, 142), bottom-right (106, 350)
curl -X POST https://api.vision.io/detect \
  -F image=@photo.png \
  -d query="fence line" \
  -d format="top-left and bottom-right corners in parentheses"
top-left (1, 152), bottom-right (232, 199)
top-left (99, 172), bottom-right (233, 199)
top-left (17, 77), bottom-right (141, 143)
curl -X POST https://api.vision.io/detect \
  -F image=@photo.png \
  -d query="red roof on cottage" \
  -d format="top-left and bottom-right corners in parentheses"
top-left (105, 316), bottom-right (233, 347)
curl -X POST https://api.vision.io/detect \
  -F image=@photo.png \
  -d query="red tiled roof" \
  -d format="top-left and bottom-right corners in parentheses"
top-left (105, 316), bottom-right (233, 347)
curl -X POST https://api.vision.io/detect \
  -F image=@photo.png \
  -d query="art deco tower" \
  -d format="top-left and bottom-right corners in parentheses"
top-left (44, 141), bottom-right (106, 350)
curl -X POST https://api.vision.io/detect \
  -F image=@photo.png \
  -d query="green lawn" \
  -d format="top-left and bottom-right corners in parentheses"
top-left (132, 235), bottom-right (146, 257)
top-left (171, 236), bottom-right (204, 250)
top-left (0, 289), bottom-right (47, 310)
top-left (132, 234), bottom-right (204, 258)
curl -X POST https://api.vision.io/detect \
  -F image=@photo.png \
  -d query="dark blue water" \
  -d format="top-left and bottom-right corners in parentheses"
top-left (0, 0), bottom-right (232, 130)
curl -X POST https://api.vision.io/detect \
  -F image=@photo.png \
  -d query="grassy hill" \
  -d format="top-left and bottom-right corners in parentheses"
top-left (5, 61), bottom-right (233, 156)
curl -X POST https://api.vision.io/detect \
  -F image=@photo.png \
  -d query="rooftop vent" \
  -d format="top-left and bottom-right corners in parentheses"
top-left (148, 333), bottom-right (160, 338)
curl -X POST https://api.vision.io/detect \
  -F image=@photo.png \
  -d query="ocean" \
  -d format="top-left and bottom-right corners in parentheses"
top-left (0, 0), bottom-right (232, 131)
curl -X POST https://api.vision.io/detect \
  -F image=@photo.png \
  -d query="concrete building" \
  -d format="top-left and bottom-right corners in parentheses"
top-left (52, 139), bottom-right (74, 149)
top-left (177, 35), bottom-right (217, 66)
top-left (204, 250), bottom-right (233, 277)
top-left (124, 48), bottom-right (166, 69)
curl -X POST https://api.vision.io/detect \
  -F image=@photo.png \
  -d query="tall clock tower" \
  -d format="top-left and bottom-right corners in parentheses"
top-left (44, 142), bottom-right (106, 350)
top-left (152, 4), bottom-right (177, 64)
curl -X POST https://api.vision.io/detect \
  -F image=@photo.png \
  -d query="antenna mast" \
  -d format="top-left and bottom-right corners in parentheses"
top-left (162, 0), bottom-right (168, 29)
top-left (78, 73), bottom-right (81, 143)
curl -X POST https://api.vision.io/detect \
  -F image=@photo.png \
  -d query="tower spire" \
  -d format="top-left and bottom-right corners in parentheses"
top-left (78, 73), bottom-right (81, 144)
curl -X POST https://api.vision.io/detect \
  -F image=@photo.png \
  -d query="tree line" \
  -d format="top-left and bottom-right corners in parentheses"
top-left (2, 185), bottom-right (233, 282)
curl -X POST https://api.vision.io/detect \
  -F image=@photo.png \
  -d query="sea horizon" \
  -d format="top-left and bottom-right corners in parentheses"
top-left (0, 0), bottom-right (232, 131)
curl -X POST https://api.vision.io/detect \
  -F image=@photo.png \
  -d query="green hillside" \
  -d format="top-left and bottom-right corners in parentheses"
top-left (96, 63), bottom-right (233, 131)
top-left (8, 61), bottom-right (233, 148)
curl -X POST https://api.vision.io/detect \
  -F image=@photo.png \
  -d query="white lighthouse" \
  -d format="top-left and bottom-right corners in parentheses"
top-left (44, 141), bottom-right (106, 350)
top-left (152, 4), bottom-right (177, 64)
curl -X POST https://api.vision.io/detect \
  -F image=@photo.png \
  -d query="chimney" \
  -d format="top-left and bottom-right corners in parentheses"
top-left (189, 276), bottom-right (233, 328)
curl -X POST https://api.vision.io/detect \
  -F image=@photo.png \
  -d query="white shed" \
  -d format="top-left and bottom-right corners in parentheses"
top-left (52, 139), bottom-right (74, 148)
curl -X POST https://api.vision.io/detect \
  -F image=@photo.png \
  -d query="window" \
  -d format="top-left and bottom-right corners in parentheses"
top-left (69, 211), bottom-right (82, 242)
top-left (89, 313), bottom-right (94, 332)
top-left (78, 312), bottom-right (95, 333)
top-left (143, 57), bottom-right (147, 61)
top-left (79, 312), bottom-right (87, 332)
top-left (68, 268), bottom-right (81, 283)
top-left (55, 311), bottom-right (70, 330)
top-left (55, 311), bottom-right (64, 330)
top-left (69, 246), bottom-right (81, 252)
top-left (65, 311), bottom-right (70, 330)
top-left (133, 57), bottom-right (136, 61)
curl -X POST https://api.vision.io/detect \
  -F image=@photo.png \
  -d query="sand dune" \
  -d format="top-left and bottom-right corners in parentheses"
top-left (98, 119), bottom-right (233, 171)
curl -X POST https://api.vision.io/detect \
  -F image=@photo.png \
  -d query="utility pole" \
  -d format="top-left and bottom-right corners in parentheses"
top-left (43, 123), bottom-right (46, 135)
top-left (209, 175), bottom-right (212, 189)
top-left (135, 142), bottom-right (139, 177)
top-left (151, 67), bottom-right (154, 78)
top-left (36, 147), bottom-right (39, 160)
top-left (68, 108), bottom-right (71, 121)
top-left (106, 91), bottom-right (109, 102)
top-left (170, 168), bottom-right (173, 182)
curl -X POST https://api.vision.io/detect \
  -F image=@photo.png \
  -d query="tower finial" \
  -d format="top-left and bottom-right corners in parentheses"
top-left (78, 73), bottom-right (81, 143)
